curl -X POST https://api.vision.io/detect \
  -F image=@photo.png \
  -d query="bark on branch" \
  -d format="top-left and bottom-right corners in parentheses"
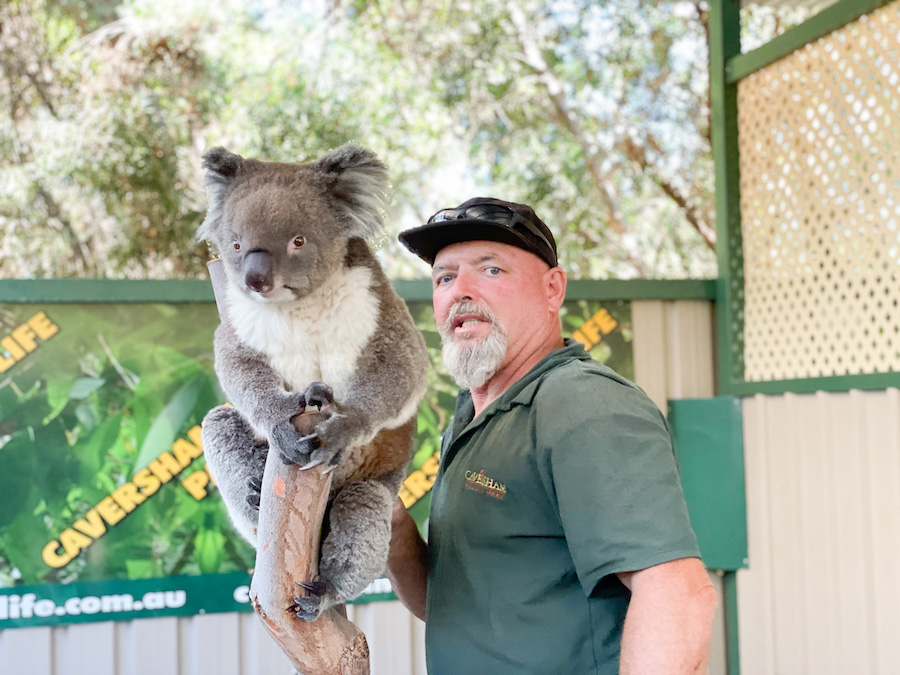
top-left (250, 411), bottom-right (370, 675)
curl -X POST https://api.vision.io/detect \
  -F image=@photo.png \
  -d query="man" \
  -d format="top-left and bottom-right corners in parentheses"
top-left (389, 197), bottom-right (717, 674)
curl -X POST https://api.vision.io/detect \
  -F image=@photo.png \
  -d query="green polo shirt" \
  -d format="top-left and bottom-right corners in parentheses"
top-left (424, 340), bottom-right (700, 675)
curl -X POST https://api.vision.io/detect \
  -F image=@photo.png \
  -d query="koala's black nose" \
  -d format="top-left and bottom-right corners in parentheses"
top-left (244, 250), bottom-right (274, 294)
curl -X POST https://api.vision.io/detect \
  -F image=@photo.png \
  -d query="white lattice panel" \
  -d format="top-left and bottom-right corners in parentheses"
top-left (737, 2), bottom-right (900, 381)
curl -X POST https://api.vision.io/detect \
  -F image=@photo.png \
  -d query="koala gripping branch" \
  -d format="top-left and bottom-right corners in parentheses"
top-left (249, 411), bottom-right (370, 675)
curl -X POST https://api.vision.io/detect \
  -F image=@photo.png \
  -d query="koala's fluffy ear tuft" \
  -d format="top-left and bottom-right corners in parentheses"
top-left (316, 143), bottom-right (390, 241)
top-left (197, 147), bottom-right (245, 244)
top-left (202, 147), bottom-right (244, 178)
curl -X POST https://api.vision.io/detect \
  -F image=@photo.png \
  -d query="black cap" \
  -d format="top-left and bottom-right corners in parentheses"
top-left (399, 197), bottom-right (558, 268)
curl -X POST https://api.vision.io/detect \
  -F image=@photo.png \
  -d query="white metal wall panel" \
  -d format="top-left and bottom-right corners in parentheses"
top-left (739, 389), bottom-right (900, 675)
top-left (0, 625), bottom-right (52, 675)
top-left (632, 299), bottom-right (717, 412)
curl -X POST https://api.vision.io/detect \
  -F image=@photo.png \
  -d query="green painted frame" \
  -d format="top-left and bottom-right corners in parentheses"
top-left (0, 278), bottom-right (716, 304)
top-left (728, 0), bottom-right (896, 83)
top-left (711, 0), bottom-right (744, 401)
top-left (713, 0), bottom-right (900, 398)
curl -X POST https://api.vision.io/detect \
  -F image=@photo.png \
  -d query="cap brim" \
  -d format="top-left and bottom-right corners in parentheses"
top-left (399, 219), bottom-right (548, 266)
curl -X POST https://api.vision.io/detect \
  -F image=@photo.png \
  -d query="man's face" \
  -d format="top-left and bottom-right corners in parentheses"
top-left (432, 240), bottom-right (554, 388)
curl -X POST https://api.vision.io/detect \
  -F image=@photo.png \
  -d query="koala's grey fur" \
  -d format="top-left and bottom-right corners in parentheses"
top-left (197, 143), bottom-right (428, 620)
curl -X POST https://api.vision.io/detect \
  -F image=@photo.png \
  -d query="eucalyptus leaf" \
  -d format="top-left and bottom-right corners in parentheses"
top-left (133, 374), bottom-right (205, 473)
top-left (69, 377), bottom-right (106, 400)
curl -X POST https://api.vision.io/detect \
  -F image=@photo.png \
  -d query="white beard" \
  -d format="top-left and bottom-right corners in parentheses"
top-left (439, 301), bottom-right (509, 390)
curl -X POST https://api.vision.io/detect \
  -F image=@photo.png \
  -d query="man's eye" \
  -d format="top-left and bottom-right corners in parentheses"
top-left (486, 267), bottom-right (501, 275)
top-left (436, 274), bottom-right (453, 285)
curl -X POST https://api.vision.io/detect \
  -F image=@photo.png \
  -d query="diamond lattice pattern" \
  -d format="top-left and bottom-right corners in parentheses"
top-left (737, 2), bottom-right (900, 381)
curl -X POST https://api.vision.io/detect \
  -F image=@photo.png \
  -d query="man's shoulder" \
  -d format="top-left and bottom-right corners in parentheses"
top-left (531, 355), bottom-right (664, 435)
top-left (538, 354), bottom-right (641, 398)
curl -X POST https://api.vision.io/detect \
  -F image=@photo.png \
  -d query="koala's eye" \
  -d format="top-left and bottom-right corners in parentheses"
top-left (292, 235), bottom-right (306, 248)
top-left (232, 241), bottom-right (241, 251)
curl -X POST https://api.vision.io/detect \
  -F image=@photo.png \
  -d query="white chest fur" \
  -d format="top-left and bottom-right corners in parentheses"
top-left (225, 266), bottom-right (379, 400)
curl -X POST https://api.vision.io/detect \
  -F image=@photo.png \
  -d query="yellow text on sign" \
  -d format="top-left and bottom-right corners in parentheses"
top-left (572, 308), bottom-right (618, 350)
top-left (41, 425), bottom-right (205, 569)
top-left (0, 312), bottom-right (60, 374)
top-left (399, 452), bottom-right (441, 508)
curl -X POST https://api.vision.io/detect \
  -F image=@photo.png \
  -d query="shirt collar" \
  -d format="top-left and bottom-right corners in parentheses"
top-left (451, 338), bottom-right (590, 431)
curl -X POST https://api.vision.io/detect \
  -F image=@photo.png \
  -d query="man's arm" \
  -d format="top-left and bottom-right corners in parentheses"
top-left (386, 498), bottom-right (428, 621)
top-left (617, 557), bottom-right (717, 674)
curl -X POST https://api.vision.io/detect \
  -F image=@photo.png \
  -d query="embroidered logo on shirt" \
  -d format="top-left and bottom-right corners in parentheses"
top-left (464, 469), bottom-right (507, 500)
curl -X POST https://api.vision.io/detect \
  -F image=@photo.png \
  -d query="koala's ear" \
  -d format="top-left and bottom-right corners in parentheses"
top-left (203, 147), bottom-right (244, 179)
top-left (316, 143), bottom-right (389, 240)
top-left (196, 147), bottom-right (245, 244)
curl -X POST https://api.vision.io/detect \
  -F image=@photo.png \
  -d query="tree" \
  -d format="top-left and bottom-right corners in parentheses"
top-left (0, 0), bottom-right (810, 280)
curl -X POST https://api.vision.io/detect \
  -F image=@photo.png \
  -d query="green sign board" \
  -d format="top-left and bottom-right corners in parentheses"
top-left (0, 293), bottom-right (633, 629)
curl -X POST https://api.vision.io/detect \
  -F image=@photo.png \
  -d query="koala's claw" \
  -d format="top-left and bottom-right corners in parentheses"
top-left (300, 456), bottom-right (326, 471)
top-left (275, 432), bottom-right (321, 466)
top-left (303, 381), bottom-right (334, 410)
top-left (246, 476), bottom-right (262, 510)
top-left (290, 578), bottom-right (327, 621)
top-left (309, 446), bottom-right (342, 469)
top-left (291, 595), bottom-right (325, 622)
top-left (297, 578), bottom-right (327, 596)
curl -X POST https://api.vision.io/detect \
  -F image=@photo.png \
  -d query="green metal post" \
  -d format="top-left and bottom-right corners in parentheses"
top-left (709, 2), bottom-right (743, 673)
top-left (722, 571), bottom-right (741, 675)
top-left (709, 0), bottom-right (743, 397)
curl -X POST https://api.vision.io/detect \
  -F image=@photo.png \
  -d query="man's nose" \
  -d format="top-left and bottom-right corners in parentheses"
top-left (450, 268), bottom-right (478, 302)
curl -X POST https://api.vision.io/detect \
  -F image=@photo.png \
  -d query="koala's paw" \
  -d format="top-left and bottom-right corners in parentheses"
top-left (303, 381), bottom-right (334, 410)
top-left (270, 418), bottom-right (312, 465)
top-left (267, 390), bottom-right (308, 464)
top-left (290, 578), bottom-right (328, 622)
top-left (298, 412), bottom-right (351, 472)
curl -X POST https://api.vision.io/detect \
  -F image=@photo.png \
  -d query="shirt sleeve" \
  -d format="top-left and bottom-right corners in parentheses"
top-left (536, 367), bottom-right (701, 597)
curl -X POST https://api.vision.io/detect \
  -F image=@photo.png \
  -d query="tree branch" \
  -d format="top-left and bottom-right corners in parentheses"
top-left (507, 3), bottom-right (649, 276)
top-left (620, 137), bottom-right (716, 250)
top-left (250, 411), bottom-right (370, 675)
top-left (35, 185), bottom-right (96, 273)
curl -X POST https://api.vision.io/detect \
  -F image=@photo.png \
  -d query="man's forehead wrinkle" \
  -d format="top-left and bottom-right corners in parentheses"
top-left (434, 252), bottom-right (501, 270)
top-left (473, 254), bottom-right (499, 264)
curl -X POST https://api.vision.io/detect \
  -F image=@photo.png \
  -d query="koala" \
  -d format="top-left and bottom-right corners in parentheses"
top-left (196, 143), bottom-right (428, 621)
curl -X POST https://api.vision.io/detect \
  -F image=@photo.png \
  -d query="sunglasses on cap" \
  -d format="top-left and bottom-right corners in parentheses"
top-left (426, 203), bottom-right (555, 256)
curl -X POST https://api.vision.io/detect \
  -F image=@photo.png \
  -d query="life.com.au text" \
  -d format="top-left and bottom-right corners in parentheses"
top-left (0, 589), bottom-right (186, 621)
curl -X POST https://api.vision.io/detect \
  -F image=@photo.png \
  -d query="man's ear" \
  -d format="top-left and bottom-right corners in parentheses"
top-left (545, 266), bottom-right (567, 312)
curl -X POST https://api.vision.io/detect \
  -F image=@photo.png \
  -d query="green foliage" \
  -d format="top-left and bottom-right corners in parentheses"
top-left (0, 0), bottom-right (743, 280)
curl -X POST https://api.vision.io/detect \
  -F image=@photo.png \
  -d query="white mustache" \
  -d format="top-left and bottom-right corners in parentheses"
top-left (441, 302), bottom-right (499, 335)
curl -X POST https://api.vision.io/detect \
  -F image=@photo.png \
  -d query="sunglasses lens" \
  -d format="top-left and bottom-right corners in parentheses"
top-left (462, 205), bottom-right (510, 222)
top-left (427, 209), bottom-right (462, 223)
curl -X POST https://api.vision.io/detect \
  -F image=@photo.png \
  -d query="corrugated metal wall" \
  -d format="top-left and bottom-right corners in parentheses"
top-left (0, 299), bottom-right (722, 675)
top-left (739, 389), bottom-right (900, 675)
top-left (0, 602), bottom-right (424, 675)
